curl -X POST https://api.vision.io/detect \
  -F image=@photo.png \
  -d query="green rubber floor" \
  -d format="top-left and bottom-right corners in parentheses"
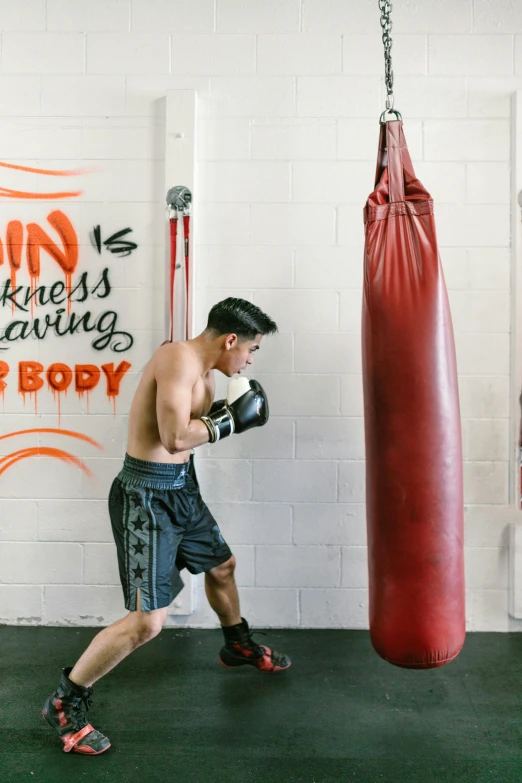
top-left (0, 626), bottom-right (520, 783)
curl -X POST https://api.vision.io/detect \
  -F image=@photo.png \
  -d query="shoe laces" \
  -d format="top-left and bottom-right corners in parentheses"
top-left (244, 628), bottom-right (267, 658)
top-left (62, 690), bottom-right (93, 733)
top-left (246, 630), bottom-right (289, 665)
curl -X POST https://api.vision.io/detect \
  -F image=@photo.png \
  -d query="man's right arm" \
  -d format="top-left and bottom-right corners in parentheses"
top-left (155, 347), bottom-right (210, 454)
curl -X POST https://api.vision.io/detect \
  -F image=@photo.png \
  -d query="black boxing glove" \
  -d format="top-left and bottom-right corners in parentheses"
top-left (201, 380), bottom-right (269, 443)
top-left (208, 399), bottom-right (225, 416)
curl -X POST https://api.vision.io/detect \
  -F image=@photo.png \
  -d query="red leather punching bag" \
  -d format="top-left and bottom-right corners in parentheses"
top-left (362, 119), bottom-right (465, 669)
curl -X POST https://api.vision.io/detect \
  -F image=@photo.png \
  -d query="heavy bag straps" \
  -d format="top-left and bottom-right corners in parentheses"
top-left (374, 120), bottom-right (417, 203)
top-left (374, 122), bottom-right (387, 194)
top-left (386, 121), bottom-right (405, 203)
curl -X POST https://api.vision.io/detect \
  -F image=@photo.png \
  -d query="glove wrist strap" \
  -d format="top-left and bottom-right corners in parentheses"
top-left (202, 407), bottom-right (235, 443)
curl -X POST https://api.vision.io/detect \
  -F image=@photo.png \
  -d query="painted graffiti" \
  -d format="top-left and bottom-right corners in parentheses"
top-left (0, 161), bottom-right (139, 462)
top-left (0, 162), bottom-right (138, 428)
top-left (91, 225), bottom-right (138, 257)
top-left (0, 269), bottom-right (133, 352)
top-left (0, 428), bottom-right (103, 478)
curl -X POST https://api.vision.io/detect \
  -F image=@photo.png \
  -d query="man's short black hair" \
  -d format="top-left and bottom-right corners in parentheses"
top-left (206, 297), bottom-right (278, 340)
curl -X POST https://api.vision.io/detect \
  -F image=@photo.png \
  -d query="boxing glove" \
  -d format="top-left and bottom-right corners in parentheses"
top-left (208, 399), bottom-right (225, 416)
top-left (207, 377), bottom-right (250, 416)
top-left (201, 380), bottom-right (269, 443)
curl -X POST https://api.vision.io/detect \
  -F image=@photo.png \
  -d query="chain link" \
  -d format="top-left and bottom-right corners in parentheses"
top-left (378, 0), bottom-right (394, 109)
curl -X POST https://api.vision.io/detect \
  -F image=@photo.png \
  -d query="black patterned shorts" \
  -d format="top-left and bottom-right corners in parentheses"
top-left (108, 453), bottom-right (233, 612)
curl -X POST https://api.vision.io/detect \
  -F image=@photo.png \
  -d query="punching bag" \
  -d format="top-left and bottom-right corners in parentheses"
top-left (362, 119), bottom-right (465, 669)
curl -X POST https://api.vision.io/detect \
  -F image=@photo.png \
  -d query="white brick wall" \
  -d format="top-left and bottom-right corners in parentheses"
top-left (1, 0), bottom-right (521, 633)
top-left (2, 33), bottom-right (86, 73)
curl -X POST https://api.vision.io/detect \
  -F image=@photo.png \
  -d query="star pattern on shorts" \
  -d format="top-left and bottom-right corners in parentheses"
top-left (133, 541), bottom-right (145, 555)
top-left (128, 501), bottom-right (148, 532)
top-left (133, 565), bottom-right (145, 580)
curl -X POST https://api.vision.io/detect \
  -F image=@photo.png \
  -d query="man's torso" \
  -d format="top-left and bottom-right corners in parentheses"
top-left (126, 342), bottom-right (215, 464)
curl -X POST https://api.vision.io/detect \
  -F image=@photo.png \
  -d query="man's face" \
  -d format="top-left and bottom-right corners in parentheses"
top-left (226, 334), bottom-right (262, 376)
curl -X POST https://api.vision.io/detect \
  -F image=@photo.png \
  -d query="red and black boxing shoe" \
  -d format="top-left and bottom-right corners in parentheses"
top-left (219, 618), bottom-right (291, 673)
top-left (42, 667), bottom-right (111, 755)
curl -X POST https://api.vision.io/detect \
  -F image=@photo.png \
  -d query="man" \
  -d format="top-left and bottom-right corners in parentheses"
top-left (42, 297), bottom-right (291, 756)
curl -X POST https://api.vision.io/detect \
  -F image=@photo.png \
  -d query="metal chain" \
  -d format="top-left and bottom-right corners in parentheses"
top-left (379, 0), bottom-right (394, 110)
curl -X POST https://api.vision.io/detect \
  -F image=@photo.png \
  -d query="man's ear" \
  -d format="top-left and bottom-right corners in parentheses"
top-left (225, 333), bottom-right (238, 350)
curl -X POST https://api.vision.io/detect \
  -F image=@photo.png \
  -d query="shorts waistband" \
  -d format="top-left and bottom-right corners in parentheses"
top-left (118, 453), bottom-right (191, 490)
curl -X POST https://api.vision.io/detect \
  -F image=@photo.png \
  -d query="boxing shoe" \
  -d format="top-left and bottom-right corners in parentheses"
top-left (219, 617), bottom-right (291, 673)
top-left (42, 667), bottom-right (111, 755)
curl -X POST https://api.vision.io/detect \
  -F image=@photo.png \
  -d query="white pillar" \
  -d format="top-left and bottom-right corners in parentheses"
top-left (165, 89), bottom-right (197, 342)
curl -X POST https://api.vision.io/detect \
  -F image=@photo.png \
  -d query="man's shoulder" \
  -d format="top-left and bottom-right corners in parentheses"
top-left (154, 341), bottom-right (200, 377)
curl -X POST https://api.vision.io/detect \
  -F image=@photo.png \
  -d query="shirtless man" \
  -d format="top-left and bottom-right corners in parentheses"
top-left (42, 297), bottom-right (291, 756)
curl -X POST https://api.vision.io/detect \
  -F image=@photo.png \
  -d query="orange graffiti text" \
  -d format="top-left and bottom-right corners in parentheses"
top-left (0, 360), bottom-right (8, 394)
top-left (0, 210), bottom-right (79, 312)
top-left (13, 360), bottom-right (131, 399)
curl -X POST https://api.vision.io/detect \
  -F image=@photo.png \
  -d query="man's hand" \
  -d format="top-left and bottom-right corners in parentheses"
top-left (201, 380), bottom-right (269, 443)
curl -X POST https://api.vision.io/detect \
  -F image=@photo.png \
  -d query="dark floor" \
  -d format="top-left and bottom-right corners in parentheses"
top-left (0, 626), bottom-right (520, 783)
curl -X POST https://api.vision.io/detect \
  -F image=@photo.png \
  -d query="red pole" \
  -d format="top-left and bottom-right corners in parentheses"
top-left (169, 216), bottom-right (178, 342)
top-left (183, 214), bottom-right (190, 339)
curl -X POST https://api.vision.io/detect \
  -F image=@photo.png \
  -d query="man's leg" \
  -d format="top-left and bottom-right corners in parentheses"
top-left (204, 555), bottom-right (291, 673)
top-left (69, 591), bottom-right (170, 688)
top-left (43, 591), bottom-right (169, 755)
top-left (180, 477), bottom-right (290, 671)
top-left (204, 555), bottom-right (242, 627)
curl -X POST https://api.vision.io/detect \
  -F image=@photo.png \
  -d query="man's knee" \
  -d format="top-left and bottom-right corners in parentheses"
top-left (129, 608), bottom-right (167, 646)
top-left (206, 555), bottom-right (236, 584)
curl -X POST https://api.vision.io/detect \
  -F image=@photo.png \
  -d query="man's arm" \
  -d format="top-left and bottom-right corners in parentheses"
top-left (155, 345), bottom-right (210, 454)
